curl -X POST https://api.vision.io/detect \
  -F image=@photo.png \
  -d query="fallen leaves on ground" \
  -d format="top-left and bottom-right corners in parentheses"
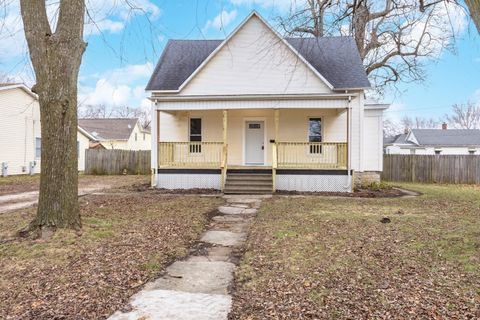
top-left (231, 183), bottom-right (480, 319)
top-left (0, 191), bottom-right (222, 319)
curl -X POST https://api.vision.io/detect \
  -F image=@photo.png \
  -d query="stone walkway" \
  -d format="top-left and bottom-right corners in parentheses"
top-left (109, 195), bottom-right (269, 320)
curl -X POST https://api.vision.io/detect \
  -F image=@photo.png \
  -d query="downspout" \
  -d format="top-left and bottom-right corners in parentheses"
top-left (344, 94), bottom-right (352, 191)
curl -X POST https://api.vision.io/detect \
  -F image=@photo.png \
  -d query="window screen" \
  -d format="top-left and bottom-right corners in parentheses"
top-left (189, 118), bottom-right (202, 153)
top-left (308, 118), bottom-right (322, 154)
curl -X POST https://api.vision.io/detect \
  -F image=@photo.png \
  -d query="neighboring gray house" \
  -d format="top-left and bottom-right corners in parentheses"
top-left (78, 118), bottom-right (151, 151)
top-left (385, 125), bottom-right (480, 155)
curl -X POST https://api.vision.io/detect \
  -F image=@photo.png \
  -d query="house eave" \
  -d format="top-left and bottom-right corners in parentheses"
top-left (149, 93), bottom-right (356, 103)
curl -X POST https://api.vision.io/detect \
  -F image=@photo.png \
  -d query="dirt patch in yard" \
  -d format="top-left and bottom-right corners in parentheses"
top-left (231, 184), bottom-right (480, 319)
top-left (119, 182), bottom-right (221, 195)
top-left (0, 192), bottom-right (222, 319)
top-left (0, 175), bottom-right (149, 196)
top-left (276, 187), bottom-right (408, 198)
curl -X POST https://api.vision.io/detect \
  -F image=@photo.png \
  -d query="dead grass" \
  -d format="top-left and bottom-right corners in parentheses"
top-left (231, 183), bottom-right (480, 319)
top-left (0, 174), bottom-right (148, 195)
top-left (0, 192), bottom-right (222, 319)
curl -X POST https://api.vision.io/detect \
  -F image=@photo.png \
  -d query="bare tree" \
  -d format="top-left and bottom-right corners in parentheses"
top-left (401, 115), bottom-right (440, 129)
top-left (420, 0), bottom-right (480, 33)
top-left (20, 0), bottom-right (86, 234)
top-left (0, 72), bottom-right (15, 83)
top-left (113, 106), bottom-right (151, 128)
top-left (78, 104), bottom-right (113, 118)
top-left (464, 0), bottom-right (480, 32)
top-left (383, 118), bottom-right (402, 137)
top-left (445, 103), bottom-right (480, 129)
top-left (79, 104), bottom-right (151, 129)
top-left (287, 0), bottom-right (334, 36)
top-left (281, 0), bottom-right (461, 93)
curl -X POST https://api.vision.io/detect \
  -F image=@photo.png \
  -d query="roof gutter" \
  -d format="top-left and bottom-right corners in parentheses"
top-left (149, 93), bottom-right (357, 103)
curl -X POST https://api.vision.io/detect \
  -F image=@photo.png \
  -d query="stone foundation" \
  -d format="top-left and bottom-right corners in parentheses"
top-left (354, 171), bottom-right (381, 188)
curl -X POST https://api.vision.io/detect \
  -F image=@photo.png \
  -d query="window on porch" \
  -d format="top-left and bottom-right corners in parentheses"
top-left (308, 118), bottom-right (322, 154)
top-left (189, 118), bottom-right (202, 153)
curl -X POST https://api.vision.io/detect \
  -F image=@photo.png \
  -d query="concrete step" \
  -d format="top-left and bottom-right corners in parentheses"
top-left (224, 190), bottom-right (272, 195)
top-left (224, 185), bottom-right (273, 195)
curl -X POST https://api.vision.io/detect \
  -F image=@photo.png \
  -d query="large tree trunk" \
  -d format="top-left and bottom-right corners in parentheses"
top-left (20, 0), bottom-right (86, 232)
top-left (465, 0), bottom-right (480, 33)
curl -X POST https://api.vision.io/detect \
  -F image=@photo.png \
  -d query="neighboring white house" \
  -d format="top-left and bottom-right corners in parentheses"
top-left (0, 83), bottom-right (93, 175)
top-left (385, 125), bottom-right (480, 155)
top-left (78, 118), bottom-right (151, 151)
top-left (147, 12), bottom-right (388, 193)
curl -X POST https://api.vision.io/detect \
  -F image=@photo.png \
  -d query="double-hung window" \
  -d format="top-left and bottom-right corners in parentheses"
top-left (189, 118), bottom-right (202, 153)
top-left (308, 118), bottom-right (322, 154)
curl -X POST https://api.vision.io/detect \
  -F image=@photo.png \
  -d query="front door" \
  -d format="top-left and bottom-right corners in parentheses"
top-left (245, 121), bottom-right (265, 165)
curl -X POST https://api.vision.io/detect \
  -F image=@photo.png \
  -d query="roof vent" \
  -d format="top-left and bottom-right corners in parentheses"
top-left (128, 124), bottom-right (132, 129)
top-left (92, 131), bottom-right (98, 137)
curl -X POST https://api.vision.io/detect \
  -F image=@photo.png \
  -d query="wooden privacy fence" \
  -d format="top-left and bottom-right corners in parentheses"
top-left (382, 155), bottom-right (480, 184)
top-left (85, 149), bottom-right (151, 175)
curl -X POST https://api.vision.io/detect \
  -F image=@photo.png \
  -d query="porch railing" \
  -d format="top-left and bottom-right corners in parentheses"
top-left (276, 142), bottom-right (347, 169)
top-left (158, 142), bottom-right (223, 168)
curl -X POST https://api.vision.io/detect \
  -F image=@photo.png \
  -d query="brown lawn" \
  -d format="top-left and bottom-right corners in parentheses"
top-left (0, 190), bottom-right (222, 319)
top-left (231, 184), bottom-right (480, 319)
top-left (0, 174), bottom-right (148, 196)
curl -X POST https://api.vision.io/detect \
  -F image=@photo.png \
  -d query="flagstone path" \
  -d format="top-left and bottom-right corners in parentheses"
top-left (109, 194), bottom-right (270, 320)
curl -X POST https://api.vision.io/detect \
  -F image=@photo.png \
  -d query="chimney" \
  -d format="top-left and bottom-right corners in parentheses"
top-left (404, 127), bottom-right (409, 134)
top-left (442, 122), bottom-right (448, 130)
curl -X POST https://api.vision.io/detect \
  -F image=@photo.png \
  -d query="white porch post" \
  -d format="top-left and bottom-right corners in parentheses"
top-left (221, 109), bottom-right (228, 191)
top-left (272, 109), bottom-right (279, 192)
top-left (151, 105), bottom-right (159, 187)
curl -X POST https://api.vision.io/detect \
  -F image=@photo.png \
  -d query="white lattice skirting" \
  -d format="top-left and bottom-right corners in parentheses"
top-left (157, 173), bottom-right (221, 190)
top-left (276, 174), bottom-right (352, 193)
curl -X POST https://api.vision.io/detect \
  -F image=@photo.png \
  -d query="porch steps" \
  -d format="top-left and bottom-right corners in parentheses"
top-left (224, 173), bottom-right (273, 195)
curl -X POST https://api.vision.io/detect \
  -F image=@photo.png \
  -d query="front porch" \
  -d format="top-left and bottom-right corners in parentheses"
top-left (153, 107), bottom-right (351, 193)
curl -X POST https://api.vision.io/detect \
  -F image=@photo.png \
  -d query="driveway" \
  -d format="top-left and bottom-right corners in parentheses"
top-left (0, 175), bottom-right (148, 213)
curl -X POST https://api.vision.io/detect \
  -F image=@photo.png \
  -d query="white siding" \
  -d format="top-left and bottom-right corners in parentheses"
top-left (158, 108), bottom-right (348, 167)
top-left (181, 15), bottom-right (331, 96)
top-left (77, 131), bottom-right (90, 172)
top-left (363, 109), bottom-right (383, 171)
top-left (126, 123), bottom-right (151, 150)
top-left (0, 88), bottom-right (41, 175)
top-left (386, 146), bottom-right (480, 155)
top-left (154, 98), bottom-right (348, 110)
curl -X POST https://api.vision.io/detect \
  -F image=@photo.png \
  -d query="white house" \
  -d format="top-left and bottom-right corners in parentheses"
top-left (147, 12), bottom-right (388, 193)
top-left (385, 125), bottom-right (480, 155)
top-left (78, 118), bottom-right (151, 151)
top-left (0, 83), bottom-right (93, 176)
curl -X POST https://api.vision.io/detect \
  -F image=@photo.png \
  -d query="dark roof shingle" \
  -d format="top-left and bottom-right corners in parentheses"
top-left (146, 37), bottom-right (370, 91)
top-left (78, 118), bottom-right (139, 140)
top-left (411, 129), bottom-right (480, 146)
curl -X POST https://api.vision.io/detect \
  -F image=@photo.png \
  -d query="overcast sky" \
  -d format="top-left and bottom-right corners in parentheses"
top-left (0, 0), bottom-right (479, 123)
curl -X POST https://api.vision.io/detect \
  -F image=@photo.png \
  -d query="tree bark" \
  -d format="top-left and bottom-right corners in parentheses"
top-left (20, 0), bottom-right (87, 231)
top-left (465, 0), bottom-right (480, 33)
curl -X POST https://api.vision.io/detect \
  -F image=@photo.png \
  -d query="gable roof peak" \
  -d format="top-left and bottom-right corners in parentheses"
top-left (146, 11), bottom-right (370, 92)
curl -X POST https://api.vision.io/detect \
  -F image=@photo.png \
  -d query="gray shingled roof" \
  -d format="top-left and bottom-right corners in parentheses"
top-left (78, 118), bottom-right (139, 141)
top-left (411, 129), bottom-right (480, 146)
top-left (146, 37), bottom-right (370, 91)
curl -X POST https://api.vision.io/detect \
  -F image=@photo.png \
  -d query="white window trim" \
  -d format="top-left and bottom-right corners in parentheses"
top-left (307, 116), bottom-right (323, 156)
top-left (188, 117), bottom-right (203, 155)
top-left (35, 137), bottom-right (41, 159)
